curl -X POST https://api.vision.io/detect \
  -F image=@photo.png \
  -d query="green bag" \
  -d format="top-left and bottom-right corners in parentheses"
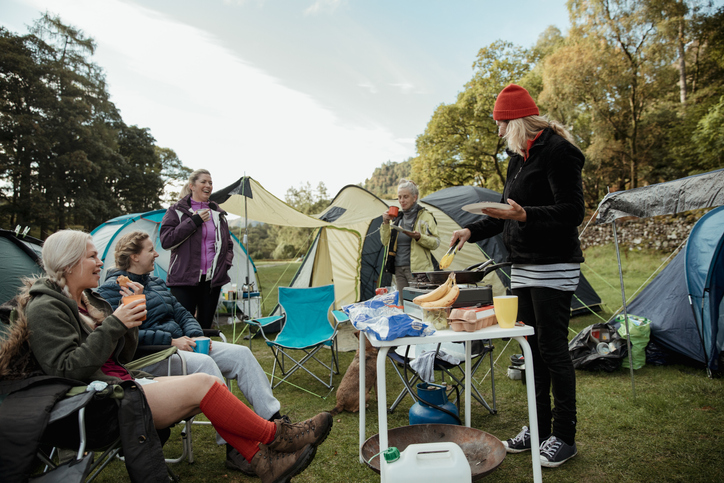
top-left (615, 314), bottom-right (651, 370)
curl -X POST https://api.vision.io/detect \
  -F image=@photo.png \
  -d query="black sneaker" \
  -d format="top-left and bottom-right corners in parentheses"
top-left (539, 435), bottom-right (578, 468)
top-left (510, 354), bottom-right (524, 366)
top-left (502, 426), bottom-right (531, 453)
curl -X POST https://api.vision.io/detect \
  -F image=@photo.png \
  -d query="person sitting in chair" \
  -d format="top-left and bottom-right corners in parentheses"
top-left (95, 230), bottom-right (281, 475)
top-left (5, 229), bottom-right (333, 483)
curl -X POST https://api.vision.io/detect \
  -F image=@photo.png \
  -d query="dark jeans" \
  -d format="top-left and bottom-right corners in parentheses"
top-left (514, 286), bottom-right (577, 445)
top-left (171, 281), bottom-right (222, 330)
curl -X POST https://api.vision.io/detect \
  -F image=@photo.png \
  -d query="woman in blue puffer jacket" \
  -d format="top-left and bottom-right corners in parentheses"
top-left (96, 230), bottom-right (285, 474)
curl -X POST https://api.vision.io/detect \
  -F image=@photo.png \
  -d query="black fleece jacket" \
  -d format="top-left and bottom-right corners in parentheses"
top-left (465, 128), bottom-right (585, 264)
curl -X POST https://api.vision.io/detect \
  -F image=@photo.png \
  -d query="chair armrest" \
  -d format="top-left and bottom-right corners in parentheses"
top-left (203, 329), bottom-right (227, 343)
top-left (246, 315), bottom-right (285, 341)
top-left (331, 310), bottom-right (349, 325)
top-left (129, 346), bottom-right (178, 370)
top-left (133, 344), bottom-right (173, 359)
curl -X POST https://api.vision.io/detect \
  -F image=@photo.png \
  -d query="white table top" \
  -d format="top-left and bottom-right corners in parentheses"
top-left (365, 323), bottom-right (534, 348)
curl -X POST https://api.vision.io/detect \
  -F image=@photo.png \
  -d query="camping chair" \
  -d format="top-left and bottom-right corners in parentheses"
top-left (242, 314), bottom-right (286, 350)
top-left (131, 328), bottom-right (231, 465)
top-left (387, 339), bottom-right (497, 415)
top-left (0, 303), bottom-right (177, 481)
top-left (252, 285), bottom-right (347, 391)
top-left (26, 377), bottom-right (179, 483)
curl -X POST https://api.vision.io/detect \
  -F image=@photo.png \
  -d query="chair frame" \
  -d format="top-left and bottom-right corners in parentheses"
top-left (129, 329), bottom-right (232, 465)
top-left (252, 285), bottom-right (347, 392)
top-left (35, 381), bottom-right (180, 482)
top-left (387, 340), bottom-right (497, 415)
top-left (37, 392), bottom-right (123, 482)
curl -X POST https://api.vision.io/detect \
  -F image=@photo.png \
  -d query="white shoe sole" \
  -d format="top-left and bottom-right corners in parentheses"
top-left (540, 450), bottom-right (577, 468)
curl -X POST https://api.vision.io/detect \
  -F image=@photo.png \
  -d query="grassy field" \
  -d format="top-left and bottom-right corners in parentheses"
top-left (90, 245), bottom-right (723, 482)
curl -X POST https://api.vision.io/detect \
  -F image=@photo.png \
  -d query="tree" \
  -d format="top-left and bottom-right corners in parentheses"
top-left (156, 146), bottom-right (191, 204)
top-left (363, 159), bottom-right (412, 198)
top-left (0, 27), bottom-right (56, 229)
top-left (115, 125), bottom-right (164, 213)
top-left (413, 40), bottom-right (533, 195)
top-left (0, 14), bottom-right (191, 236)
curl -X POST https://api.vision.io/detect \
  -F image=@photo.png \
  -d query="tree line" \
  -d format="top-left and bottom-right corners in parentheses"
top-left (411, 0), bottom-right (724, 212)
top-left (0, 14), bottom-right (190, 238)
top-left (3, 3), bottom-right (723, 248)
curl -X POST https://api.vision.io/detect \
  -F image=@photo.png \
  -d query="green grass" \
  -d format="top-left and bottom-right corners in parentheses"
top-left (254, 261), bottom-right (302, 315)
top-left (89, 245), bottom-right (723, 482)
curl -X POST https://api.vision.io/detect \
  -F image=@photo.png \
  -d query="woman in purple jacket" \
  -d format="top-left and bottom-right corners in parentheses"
top-left (161, 169), bottom-right (233, 329)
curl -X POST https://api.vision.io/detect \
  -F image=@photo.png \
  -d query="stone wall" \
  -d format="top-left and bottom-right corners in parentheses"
top-left (579, 210), bottom-right (710, 251)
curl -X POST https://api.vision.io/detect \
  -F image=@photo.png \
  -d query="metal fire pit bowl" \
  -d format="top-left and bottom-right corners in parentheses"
top-left (361, 424), bottom-right (506, 480)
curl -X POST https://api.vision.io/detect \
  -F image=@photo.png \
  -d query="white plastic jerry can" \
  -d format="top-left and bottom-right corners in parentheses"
top-left (381, 442), bottom-right (472, 483)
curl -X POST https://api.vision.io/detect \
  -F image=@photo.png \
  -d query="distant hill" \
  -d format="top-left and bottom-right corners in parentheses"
top-left (363, 158), bottom-right (412, 199)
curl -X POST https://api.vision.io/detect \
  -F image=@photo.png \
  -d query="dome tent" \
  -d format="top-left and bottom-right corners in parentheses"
top-left (0, 229), bottom-right (44, 305)
top-left (212, 178), bottom-right (602, 324)
top-left (90, 209), bottom-right (257, 306)
top-left (597, 167), bottom-right (724, 376)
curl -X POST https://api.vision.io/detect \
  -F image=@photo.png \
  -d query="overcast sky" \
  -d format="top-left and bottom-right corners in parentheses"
top-left (2, 0), bottom-right (572, 200)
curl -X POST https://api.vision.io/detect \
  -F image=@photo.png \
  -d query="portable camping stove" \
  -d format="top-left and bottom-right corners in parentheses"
top-left (402, 282), bottom-right (493, 320)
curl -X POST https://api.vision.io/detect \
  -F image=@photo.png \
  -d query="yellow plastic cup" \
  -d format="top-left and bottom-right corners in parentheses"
top-left (493, 295), bottom-right (518, 329)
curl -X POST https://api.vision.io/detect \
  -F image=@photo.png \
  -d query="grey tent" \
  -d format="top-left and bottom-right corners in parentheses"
top-left (0, 229), bottom-right (44, 304)
top-left (211, 179), bottom-right (603, 323)
top-left (420, 186), bottom-right (603, 316)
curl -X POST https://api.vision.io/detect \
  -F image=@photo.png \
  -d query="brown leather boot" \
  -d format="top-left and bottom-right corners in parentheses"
top-left (266, 412), bottom-right (333, 453)
top-left (225, 445), bottom-right (256, 476)
top-left (250, 444), bottom-right (316, 483)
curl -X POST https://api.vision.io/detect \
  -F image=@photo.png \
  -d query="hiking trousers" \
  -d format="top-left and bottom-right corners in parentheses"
top-left (514, 286), bottom-right (577, 445)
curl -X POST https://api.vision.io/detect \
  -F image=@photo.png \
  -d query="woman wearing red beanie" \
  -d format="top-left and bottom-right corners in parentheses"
top-left (450, 83), bottom-right (584, 468)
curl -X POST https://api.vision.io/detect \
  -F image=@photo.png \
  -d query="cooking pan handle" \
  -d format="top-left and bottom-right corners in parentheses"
top-left (480, 262), bottom-right (512, 277)
top-left (465, 259), bottom-right (494, 272)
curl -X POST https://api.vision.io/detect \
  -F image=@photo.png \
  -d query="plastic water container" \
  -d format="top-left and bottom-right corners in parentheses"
top-left (382, 442), bottom-right (472, 483)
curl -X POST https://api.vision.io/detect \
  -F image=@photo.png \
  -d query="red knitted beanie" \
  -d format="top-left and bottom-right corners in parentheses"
top-left (493, 84), bottom-right (539, 121)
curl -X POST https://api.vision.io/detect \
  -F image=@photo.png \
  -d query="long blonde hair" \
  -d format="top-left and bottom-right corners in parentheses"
top-left (42, 230), bottom-right (92, 290)
top-left (179, 169), bottom-right (211, 199)
top-left (504, 115), bottom-right (578, 157)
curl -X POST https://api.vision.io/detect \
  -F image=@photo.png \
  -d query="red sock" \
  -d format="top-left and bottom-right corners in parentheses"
top-left (199, 381), bottom-right (276, 454)
top-left (217, 427), bottom-right (261, 462)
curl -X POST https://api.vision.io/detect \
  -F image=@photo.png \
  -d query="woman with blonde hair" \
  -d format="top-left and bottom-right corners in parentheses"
top-left (5, 230), bottom-right (332, 483)
top-left (451, 84), bottom-right (584, 468)
top-left (97, 230), bottom-right (285, 475)
top-left (161, 169), bottom-right (233, 329)
top-left (380, 178), bottom-right (440, 291)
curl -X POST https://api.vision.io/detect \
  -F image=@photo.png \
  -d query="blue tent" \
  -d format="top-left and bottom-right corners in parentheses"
top-left (597, 168), bottom-right (724, 377)
top-left (685, 206), bottom-right (724, 371)
top-left (622, 207), bottom-right (724, 372)
top-left (90, 209), bottom-right (257, 296)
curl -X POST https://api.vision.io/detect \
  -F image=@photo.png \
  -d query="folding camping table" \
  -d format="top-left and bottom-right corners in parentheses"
top-left (358, 324), bottom-right (542, 483)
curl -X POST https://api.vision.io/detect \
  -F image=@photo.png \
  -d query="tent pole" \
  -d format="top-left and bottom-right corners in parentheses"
top-left (377, 243), bottom-right (389, 288)
top-left (243, 176), bottom-right (252, 318)
top-left (613, 220), bottom-right (636, 397)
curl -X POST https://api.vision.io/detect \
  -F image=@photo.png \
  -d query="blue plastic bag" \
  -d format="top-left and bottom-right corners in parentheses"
top-left (343, 291), bottom-right (434, 341)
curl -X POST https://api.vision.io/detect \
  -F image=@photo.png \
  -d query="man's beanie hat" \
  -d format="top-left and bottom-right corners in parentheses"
top-left (493, 84), bottom-right (539, 121)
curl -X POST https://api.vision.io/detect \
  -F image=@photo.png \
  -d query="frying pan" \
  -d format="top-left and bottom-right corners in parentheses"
top-left (415, 259), bottom-right (512, 285)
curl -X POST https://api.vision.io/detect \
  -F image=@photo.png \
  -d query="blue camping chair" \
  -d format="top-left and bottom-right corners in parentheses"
top-left (252, 285), bottom-right (348, 391)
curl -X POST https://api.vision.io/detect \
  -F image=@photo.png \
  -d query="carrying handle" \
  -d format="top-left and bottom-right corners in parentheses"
top-left (480, 262), bottom-right (512, 278)
top-left (464, 259), bottom-right (494, 271)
